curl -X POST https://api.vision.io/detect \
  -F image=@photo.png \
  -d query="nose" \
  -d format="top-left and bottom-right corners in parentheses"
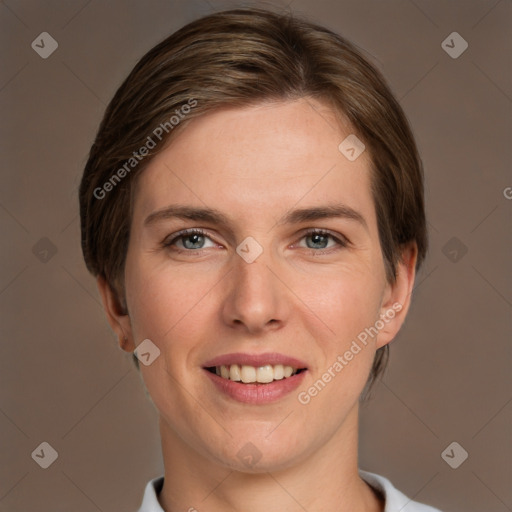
top-left (221, 248), bottom-right (289, 335)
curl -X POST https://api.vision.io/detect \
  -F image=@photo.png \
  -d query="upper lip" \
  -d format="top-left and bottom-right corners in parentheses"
top-left (203, 352), bottom-right (308, 369)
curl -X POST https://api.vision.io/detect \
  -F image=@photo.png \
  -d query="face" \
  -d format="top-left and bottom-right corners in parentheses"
top-left (105, 98), bottom-right (413, 473)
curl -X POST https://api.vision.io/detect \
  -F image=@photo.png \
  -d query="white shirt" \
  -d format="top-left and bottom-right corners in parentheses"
top-left (137, 470), bottom-right (443, 511)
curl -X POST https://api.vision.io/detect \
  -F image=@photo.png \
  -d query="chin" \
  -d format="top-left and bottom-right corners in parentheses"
top-left (207, 434), bottom-right (309, 474)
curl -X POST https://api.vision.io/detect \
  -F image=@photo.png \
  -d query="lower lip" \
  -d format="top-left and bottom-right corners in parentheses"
top-left (204, 369), bottom-right (307, 404)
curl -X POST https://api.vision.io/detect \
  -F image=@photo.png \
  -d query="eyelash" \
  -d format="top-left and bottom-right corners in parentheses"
top-left (296, 229), bottom-right (349, 253)
top-left (161, 228), bottom-right (349, 255)
top-left (161, 228), bottom-right (216, 253)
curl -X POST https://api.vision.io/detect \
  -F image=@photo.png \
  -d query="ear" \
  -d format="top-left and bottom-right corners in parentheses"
top-left (96, 276), bottom-right (136, 352)
top-left (376, 243), bottom-right (418, 349)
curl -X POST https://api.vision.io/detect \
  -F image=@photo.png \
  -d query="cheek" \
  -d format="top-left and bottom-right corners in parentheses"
top-left (123, 256), bottom-right (223, 399)
top-left (124, 260), bottom-right (208, 406)
top-left (125, 277), bottom-right (164, 340)
top-left (294, 271), bottom-right (382, 412)
top-left (293, 264), bottom-right (385, 406)
top-left (294, 263), bottom-right (385, 342)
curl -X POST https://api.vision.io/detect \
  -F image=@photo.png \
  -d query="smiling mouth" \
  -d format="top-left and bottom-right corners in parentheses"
top-left (205, 364), bottom-right (306, 384)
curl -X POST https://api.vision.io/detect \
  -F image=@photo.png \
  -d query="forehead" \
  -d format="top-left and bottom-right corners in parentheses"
top-left (133, 98), bottom-right (375, 227)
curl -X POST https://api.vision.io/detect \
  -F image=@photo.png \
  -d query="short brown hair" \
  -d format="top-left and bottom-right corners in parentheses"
top-left (79, 7), bottom-right (427, 392)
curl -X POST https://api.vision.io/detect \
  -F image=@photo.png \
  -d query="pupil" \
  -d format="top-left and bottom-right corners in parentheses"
top-left (308, 233), bottom-right (328, 249)
top-left (184, 234), bottom-right (204, 249)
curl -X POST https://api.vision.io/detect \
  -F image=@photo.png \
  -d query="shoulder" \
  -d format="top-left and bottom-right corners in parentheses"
top-left (359, 470), bottom-right (443, 512)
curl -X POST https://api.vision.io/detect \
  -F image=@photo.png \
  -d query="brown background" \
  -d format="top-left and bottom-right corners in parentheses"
top-left (1, 1), bottom-right (511, 511)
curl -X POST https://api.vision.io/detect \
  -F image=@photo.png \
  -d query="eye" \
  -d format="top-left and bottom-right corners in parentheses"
top-left (298, 229), bottom-right (348, 251)
top-left (162, 229), bottom-right (217, 251)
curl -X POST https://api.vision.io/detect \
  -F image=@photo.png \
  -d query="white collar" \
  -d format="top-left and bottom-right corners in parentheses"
top-left (137, 470), bottom-right (442, 511)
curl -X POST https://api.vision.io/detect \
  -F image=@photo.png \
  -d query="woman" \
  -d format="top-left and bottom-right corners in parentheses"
top-left (79, 8), bottom-right (441, 511)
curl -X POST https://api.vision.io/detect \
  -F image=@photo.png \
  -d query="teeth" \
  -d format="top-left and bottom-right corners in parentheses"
top-left (241, 366), bottom-right (256, 383)
top-left (256, 365), bottom-right (274, 383)
top-left (273, 364), bottom-right (284, 380)
top-left (229, 364), bottom-right (241, 381)
top-left (214, 364), bottom-right (300, 383)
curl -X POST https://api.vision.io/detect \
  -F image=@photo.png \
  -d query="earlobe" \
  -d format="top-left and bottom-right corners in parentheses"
top-left (96, 276), bottom-right (135, 352)
top-left (376, 243), bottom-right (418, 349)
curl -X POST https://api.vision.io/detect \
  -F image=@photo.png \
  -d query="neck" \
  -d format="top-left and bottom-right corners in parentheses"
top-left (158, 404), bottom-right (383, 512)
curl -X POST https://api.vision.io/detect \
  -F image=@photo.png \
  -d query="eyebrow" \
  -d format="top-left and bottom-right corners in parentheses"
top-left (280, 204), bottom-right (367, 230)
top-left (144, 205), bottom-right (232, 227)
top-left (144, 204), bottom-right (368, 231)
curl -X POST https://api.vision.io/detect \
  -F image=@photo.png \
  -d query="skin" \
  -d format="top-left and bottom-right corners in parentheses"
top-left (98, 98), bottom-right (417, 512)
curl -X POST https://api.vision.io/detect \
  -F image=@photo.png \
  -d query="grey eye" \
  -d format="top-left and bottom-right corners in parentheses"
top-left (306, 233), bottom-right (329, 249)
top-left (181, 233), bottom-right (206, 249)
top-left (164, 230), bottom-right (216, 251)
